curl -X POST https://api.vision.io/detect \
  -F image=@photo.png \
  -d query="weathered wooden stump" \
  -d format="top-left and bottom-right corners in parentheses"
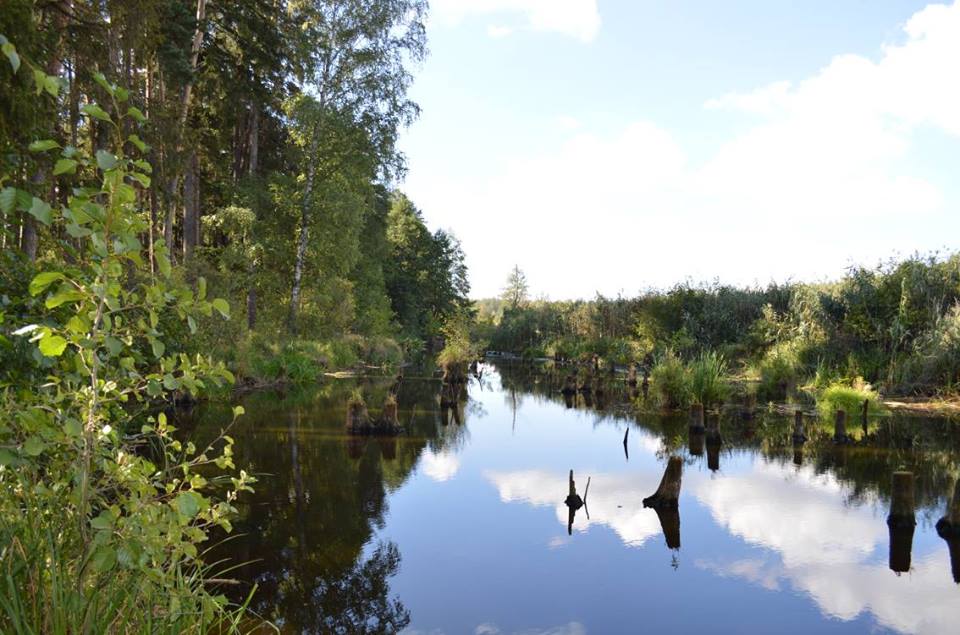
top-left (935, 479), bottom-right (960, 539)
top-left (833, 409), bottom-right (850, 444)
top-left (861, 398), bottom-right (870, 435)
top-left (887, 471), bottom-right (916, 529)
top-left (346, 436), bottom-right (365, 460)
top-left (563, 393), bottom-right (575, 409)
top-left (654, 506), bottom-right (681, 550)
top-left (643, 456), bottom-right (683, 509)
top-left (346, 399), bottom-right (370, 435)
top-left (707, 442), bottom-right (720, 472)
top-left (792, 410), bottom-right (806, 444)
top-left (793, 446), bottom-right (804, 467)
top-left (689, 403), bottom-right (705, 433)
top-left (889, 523), bottom-right (915, 574)
top-left (561, 374), bottom-right (577, 396)
top-left (688, 430), bottom-right (704, 457)
top-left (565, 469), bottom-right (584, 509)
top-left (705, 413), bottom-right (722, 446)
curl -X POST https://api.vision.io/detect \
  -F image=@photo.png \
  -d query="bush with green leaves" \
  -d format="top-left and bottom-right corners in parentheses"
top-left (650, 349), bottom-right (690, 409)
top-left (689, 350), bottom-right (729, 407)
top-left (816, 377), bottom-right (885, 421)
top-left (0, 43), bottom-right (256, 633)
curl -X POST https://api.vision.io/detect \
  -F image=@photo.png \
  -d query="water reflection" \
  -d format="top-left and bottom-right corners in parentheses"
top-left (180, 362), bottom-right (960, 634)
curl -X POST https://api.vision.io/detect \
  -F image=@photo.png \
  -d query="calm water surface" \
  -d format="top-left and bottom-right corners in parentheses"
top-left (185, 363), bottom-right (960, 634)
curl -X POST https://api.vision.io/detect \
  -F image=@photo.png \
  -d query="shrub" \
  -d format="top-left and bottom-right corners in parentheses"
top-left (651, 349), bottom-right (690, 409)
top-left (689, 350), bottom-right (729, 407)
top-left (0, 61), bottom-right (255, 633)
top-left (755, 340), bottom-right (804, 395)
top-left (817, 377), bottom-right (885, 420)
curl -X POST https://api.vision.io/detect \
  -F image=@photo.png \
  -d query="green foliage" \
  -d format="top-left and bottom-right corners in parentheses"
top-left (816, 378), bottom-right (885, 420)
top-left (689, 351), bottom-right (730, 407)
top-left (0, 62), bottom-right (256, 632)
top-left (650, 349), bottom-right (690, 409)
top-left (754, 339), bottom-right (806, 396)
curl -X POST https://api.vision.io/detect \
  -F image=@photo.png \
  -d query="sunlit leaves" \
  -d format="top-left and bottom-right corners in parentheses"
top-left (28, 139), bottom-right (59, 152)
top-left (28, 198), bottom-right (53, 225)
top-left (81, 103), bottom-right (112, 123)
top-left (29, 272), bottom-right (65, 296)
top-left (1, 38), bottom-right (20, 73)
top-left (38, 333), bottom-right (67, 357)
top-left (95, 150), bottom-right (118, 171)
top-left (54, 158), bottom-right (78, 175)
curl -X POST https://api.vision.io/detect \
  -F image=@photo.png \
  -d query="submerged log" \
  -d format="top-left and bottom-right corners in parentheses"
top-left (792, 410), bottom-right (806, 444)
top-left (887, 471), bottom-right (917, 529)
top-left (643, 456), bottom-right (683, 510)
top-left (689, 403), bottom-right (705, 433)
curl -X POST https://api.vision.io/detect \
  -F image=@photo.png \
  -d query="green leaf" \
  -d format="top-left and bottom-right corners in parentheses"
top-left (126, 106), bottom-right (147, 123)
top-left (95, 150), bottom-right (118, 171)
top-left (27, 198), bottom-right (52, 225)
top-left (53, 158), bottom-right (78, 175)
top-left (212, 298), bottom-right (230, 319)
top-left (81, 103), bottom-right (112, 123)
top-left (133, 159), bottom-right (152, 174)
top-left (23, 436), bottom-right (45, 456)
top-left (198, 277), bottom-right (207, 300)
top-left (187, 315), bottom-right (197, 333)
top-left (105, 336), bottom-right (124, 356)
top-left (90, 546), bottom-right (117, 572)
top-left (92, 72), bottom-right (113, 95)
top-left (150, 338), bottom-right (165, 359)
top-left (127, 134), bottom-right (147, 152)
top-left (2, 41), bottom-right (19, 73)
top-left (29, 139), bottom-right (60, 152)
top-left (29, 271), bottom-right (65, 296)
top-left (39, 334), bottom-right (67, 357)
top-left (0, 187), bottom-right (16, 214)
top-left (233, 406), bottom-right (245, 418)
top-left (42, 74), bottom-right (60, 97)
top-left (114, 86), bottom-right (129, 102)
top-left (90, 511), bottom-right (114, 531)
top-left (63, 418), bottom-right (82, 437)
top-left (174, 491), bottom-right (201, 519)
top-left (45, 287), bottom-right (84, 308)
top-left (129, 172), bottom-right (151, 188)
top-left (0, 448), bottom-right (17, 466)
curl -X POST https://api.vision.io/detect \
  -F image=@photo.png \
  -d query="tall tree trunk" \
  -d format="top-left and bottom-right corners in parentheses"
top-left (183, 151), bottom-right (199, 260)
top-left (288, 134), bottom-right (320, 332)
top-left (245, 103), bottom-right (260, 330)
top-left (164, 0), bottom-right (207, 266)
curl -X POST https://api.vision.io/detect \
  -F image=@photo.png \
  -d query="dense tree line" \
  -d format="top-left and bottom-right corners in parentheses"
top-left (1, 0), bottom-right (468, 379)
top-left (478, 255), bottom-right (960, 396)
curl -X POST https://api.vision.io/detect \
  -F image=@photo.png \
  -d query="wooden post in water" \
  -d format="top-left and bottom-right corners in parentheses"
top-left (833, 409), bottom-right (848, 444)
top-left (688, 429), bottom-right (705, 457)
top-left (706, 413), bottom-right (722, 446)
top-left (888, 471), bottom-right (916, 528)
top-left (792, 410), bottom-right (806, 444)
top-left (565, 469), bottom-right (584, 509)
top-left (936, 480), bottom-right (960, 581)
top-left (643, 456), bottom-right (683, 509)
top-left (654, 507), bottom-right (681, 550)
top-left (887, 471), bottom-right (917, 574)
top-left (861, 398), bottom-right (870, 435)
top-left (689, 403), bottom-right (705, 433)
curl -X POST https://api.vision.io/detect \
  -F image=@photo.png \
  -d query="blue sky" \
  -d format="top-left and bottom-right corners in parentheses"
top-left (398, 1), bottom-right (960, 299)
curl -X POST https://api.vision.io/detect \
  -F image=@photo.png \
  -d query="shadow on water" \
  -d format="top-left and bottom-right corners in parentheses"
top-left (177, 359), bottom-right (960, 633)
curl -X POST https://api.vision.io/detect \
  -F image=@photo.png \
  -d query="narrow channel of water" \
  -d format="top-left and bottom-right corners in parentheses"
top-left (184, 363), bottom-right (960, 634)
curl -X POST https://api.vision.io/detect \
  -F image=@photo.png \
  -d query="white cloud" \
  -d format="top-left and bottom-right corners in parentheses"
top-left (406, 1), bottom-right (960, 299)
top-left (431, 0), bottom-right (601, 42)
top-left (485, 468), bottom-right (665, 546)
top-left (420, 447), bottom-right (461, 482)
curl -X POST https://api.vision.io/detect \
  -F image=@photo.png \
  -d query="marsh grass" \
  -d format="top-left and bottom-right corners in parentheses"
top-left (689, 351), bottom-right (730, 407)
top-left (816, 377), bottom-right (885, 421)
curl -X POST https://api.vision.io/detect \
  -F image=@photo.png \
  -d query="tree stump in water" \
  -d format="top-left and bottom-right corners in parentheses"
top-left (793, 446), bottom-right (804, 467)
top-left (688, 430), bottom-right (704, 457)
top-left (565, 469), bottom-right (584, 509)
top-left (345, 399), bottom-right (370, 434)
top-left (889, 522), bottom-right (915, 574)
top-left (861, 398), bottom-right (870, 435)
top-left (643, 456), bottom-right (683, 509)
top-left (792, 410), bottom-right (806, 444)
top-left (833, 410), bottom-right (850, 444)
top-left (689, 403), bottom-right (705, 433)
top-left (936, 480), bottom-right (960, 538)
top-left (654, 507), bottom-right (681, 550)
top-left (705, 413), bottom-right (722, 446)
top-left (561, 374), bottom-right (577, 396)
top-left (627, 364), bottom-right (638, 387)
top-left (375, 396), bottom-right (403, 435)
top-left (887, 471), bottom-right (916, 529)
top-left (641, 374), bottom-right (649, 400)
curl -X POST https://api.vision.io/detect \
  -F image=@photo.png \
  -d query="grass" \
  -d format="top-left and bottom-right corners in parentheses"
top-left (689, 351), bottom-right (730, 407)
top-left (816, 377), bottom-right (885, 421)
top-left (651, 349), bottom-right (690, 409)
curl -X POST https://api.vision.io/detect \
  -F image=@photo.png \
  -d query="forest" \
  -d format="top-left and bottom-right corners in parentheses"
top-left (0, 1), bottom-right (469, 632)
